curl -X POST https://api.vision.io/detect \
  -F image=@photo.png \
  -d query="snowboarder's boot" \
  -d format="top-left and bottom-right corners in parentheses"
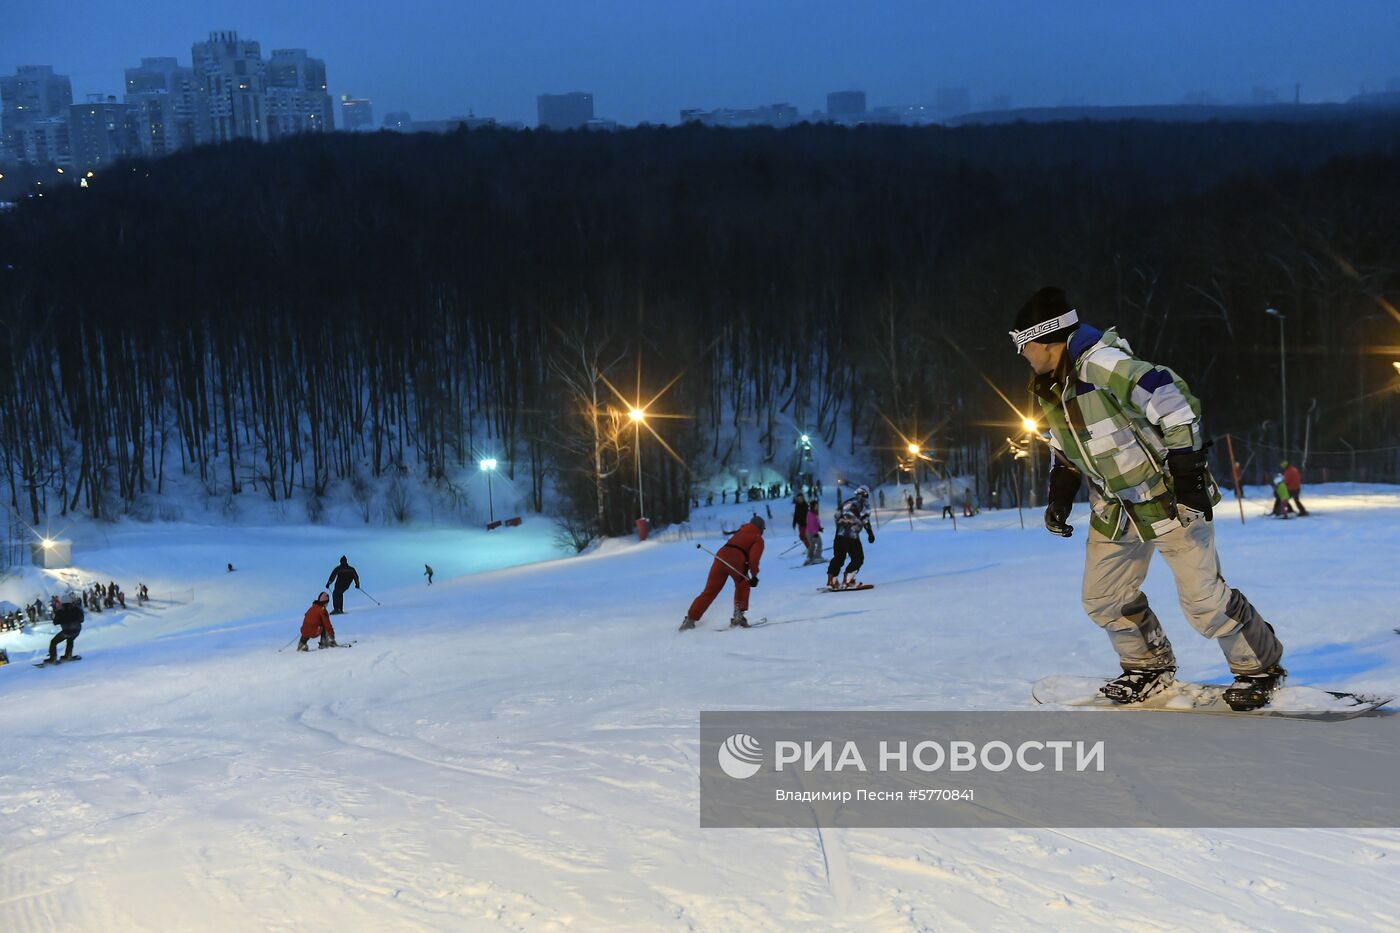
top-left (826, 574), bottom-right (839, 591)
top-left (730, 609), bottom-right (750, 629)
top-left (678, 616), bottom-right (698, 632)
top-left (296, 639), bottom-right (309, 652)
top-left (1099, 667), bottom-right (1176, 704)
top-left (842, 572), bottom-right (857, 590)
top-left (1223, 664), bottom-right (1287, 711)
top-left (45, 652), bottom-right (58, 665)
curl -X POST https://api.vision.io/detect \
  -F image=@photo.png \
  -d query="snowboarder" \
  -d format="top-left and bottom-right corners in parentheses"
top-left (48, 596), bottom-right (84, 663)
top-left (424, 564), bottom-right (434, 585)
top-left (804, 502), bottom-right (824, 563)
top-left (324, 556), bottom-right (360, 615)
top-left (792, 492), bottom-right (809, 554)
top-left (1013, 285), bottom-right (1285, 710)
top-left (827, 485), bottom-right (874, 589)
top-left (227, 562), bottom-right (236, 573)
top-left (1280, 460), bottom-right (1309, 516)
top-left (680, 515), bottom-right (766, 631)
top-left (298, 591), bottom-right (337, 650)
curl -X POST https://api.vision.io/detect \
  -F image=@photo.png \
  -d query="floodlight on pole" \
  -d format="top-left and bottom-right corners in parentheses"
top-left (629, 408), bottom-right (646, 519)
top-left (479, 458), bottom-right (497, 523)
top-left (1022, 417), bottom-right (1037, 433)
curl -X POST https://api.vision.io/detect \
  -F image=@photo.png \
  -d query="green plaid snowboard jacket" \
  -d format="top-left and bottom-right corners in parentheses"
top-left (1031, 325), bottom-right (1220, 541)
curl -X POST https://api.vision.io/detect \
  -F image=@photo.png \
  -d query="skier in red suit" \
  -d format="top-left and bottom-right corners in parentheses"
top-left (680, 516), bottom-right (766, 631)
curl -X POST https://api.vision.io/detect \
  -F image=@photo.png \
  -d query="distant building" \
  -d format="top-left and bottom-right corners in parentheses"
top-left (15, 117), bottom-right (72, 167)
top-left (69, 95), bottom-right (140, 171)
top-left (826, 91), bottom-right (866, 118)
top-left (537, 92), bottom-right (594, 130)
top-left (340, 94), bottom-right (373, 131)
top-left (1, 65), bottom-right (74, 164)
top-left (934, 87), bottom-right (971, 119)
top-left (406, 116), bottom-right (497, 133)
top-left (266, 50), bottom-right (332, 138)
top-left (192, 31), bottom-right (268, 143)
top-left (382, 111), bottom-right (412, 131)
top-left (680, 103), bottom-right (800, 128)
top-left (125, 57), bottom-right (210, 156)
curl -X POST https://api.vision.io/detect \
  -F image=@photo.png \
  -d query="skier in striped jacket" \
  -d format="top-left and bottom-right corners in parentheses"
top-left (1012, 286), bottom-right (1285, 710)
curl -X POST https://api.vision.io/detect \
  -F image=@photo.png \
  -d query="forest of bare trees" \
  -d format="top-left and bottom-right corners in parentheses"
top-left (2, 116), bottom-right (1399, 537)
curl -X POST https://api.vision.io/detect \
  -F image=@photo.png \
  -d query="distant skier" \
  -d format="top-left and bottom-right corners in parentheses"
top-left (1013, 285), bottom-right (1284, 710)
top-left (1280, 460), bottom-right (1309, 516)
top-left (680, 515), bottom-right (766, 631)
top-left (827, 485), bottom-right (874, 589)
top-left (792, 492), bottom-right (810, 553)
top-left (803, 502), bottom-right (824, 563)
top-left (227, 563), bottom-right (236, 573)
top-left (47, 596), bottom-right (84, 663)
top-left (324, 556), bottom-right (360, 615)
top-left (424, 564), bottom-right (434, 585)
top-left (298, 591), bottom-right (337, 650)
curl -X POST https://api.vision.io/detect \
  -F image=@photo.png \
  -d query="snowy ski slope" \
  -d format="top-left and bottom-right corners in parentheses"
top-left (1, 486), bottom-right (1398, 930)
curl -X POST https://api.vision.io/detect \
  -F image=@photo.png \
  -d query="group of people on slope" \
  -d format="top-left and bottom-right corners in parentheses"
top-left (1271, 461), bottom-right (1309, 518)
top-left (679, 484), bottom-right (876, 631)
top-left (678, 285), bottom-right (1289, 712)
top-left (297, 555), bottom-right (361, 651)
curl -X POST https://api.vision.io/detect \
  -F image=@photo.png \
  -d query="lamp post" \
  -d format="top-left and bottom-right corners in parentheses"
top-left (479, 458), bottom-right (497, 523)
top-left (1021, 417), bottom-right (1040, 508)
top-left (629, 407), bottom-right (646, 520)
top-left (1265, 308), bottom-right (1287, 457)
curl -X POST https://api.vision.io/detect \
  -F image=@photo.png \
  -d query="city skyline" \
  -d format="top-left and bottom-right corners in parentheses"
top-left (3, 1), bottom-right (1399, 128)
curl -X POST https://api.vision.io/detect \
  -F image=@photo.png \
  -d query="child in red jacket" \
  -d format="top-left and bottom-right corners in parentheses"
top-left (298, 592), bottom-right (337, 650)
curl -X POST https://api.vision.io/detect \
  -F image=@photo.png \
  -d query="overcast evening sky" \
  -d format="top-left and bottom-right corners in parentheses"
top-left (4, 1), bottom-right (1400, 127)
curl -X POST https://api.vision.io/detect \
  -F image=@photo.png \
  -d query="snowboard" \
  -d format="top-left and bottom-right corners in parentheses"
top-left (1032, 674), bottom-right (1392, 721)
top-left (34, 655), bottom-right (82, 668)
top-left (817, 583), bottom-right (875, 593)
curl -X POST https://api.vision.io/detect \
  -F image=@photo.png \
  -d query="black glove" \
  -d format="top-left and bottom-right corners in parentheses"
top-left (1045, 462), bottom-right (1082, 538)
top-left (747, 574), bottom-right (759, 588)
top-left (1167, 448), bottom-right (1214, 521)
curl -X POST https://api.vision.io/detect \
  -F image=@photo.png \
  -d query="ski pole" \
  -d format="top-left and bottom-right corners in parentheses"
top-left (778, 540), bottom-right (802, 556)
top-left (356, 588), bottom-right (382, 606)
top-left (277, 636), bottom-right (298, 653)
top-left (695, 542), bottom-right (746, 579)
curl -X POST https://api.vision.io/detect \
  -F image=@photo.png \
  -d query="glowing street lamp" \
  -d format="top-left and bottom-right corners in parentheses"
top-left (1392, 361), bottom-right (1400, 376)
top-left (41, 538), bottom-right (54, 550)
top-left (479, 458), bottom-right (497, 523)
top-left (629, 408), bottom-right (647, 520)
top-left (1022, 417), bottom-right (1038, 433)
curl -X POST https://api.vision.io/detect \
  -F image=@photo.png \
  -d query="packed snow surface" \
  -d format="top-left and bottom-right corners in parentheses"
top-left (2, 485), bottom-right (1398, 930)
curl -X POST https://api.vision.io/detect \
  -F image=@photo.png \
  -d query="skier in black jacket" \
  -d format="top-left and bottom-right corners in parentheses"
top-left (325, 556), bottom-right (361, 615)
top-left (48, 597), bottom-right (84, 663)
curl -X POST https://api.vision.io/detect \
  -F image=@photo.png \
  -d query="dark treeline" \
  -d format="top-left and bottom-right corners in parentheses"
top-left (2, 118), bottom-right (1399, 535)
